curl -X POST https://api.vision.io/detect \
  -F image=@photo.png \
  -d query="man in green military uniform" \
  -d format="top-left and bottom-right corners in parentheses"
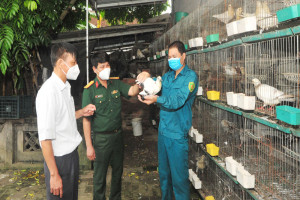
top-left (82, 52), bottom-right (140, 200)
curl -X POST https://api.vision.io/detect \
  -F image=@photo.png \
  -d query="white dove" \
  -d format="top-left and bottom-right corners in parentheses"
top-left (212, 4), bottom-right (235, 24)
top-left (136, 76), bottom-right (162, 96)
top-left (252, 78), bottom-right (295, 107)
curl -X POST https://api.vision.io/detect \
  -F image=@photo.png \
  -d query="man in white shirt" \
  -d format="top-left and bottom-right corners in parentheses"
top-left (36, 42), bottom-right (96, 200)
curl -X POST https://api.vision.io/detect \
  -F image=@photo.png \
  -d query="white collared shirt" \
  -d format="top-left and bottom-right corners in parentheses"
top-left (36, 72), bottom-right (82, 156)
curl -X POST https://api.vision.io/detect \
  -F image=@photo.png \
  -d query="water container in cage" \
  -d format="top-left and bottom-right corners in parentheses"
top-left (188, 39), bottom-right (194, 48)
top-left (226, 92), bottom-right (234, 106)
top-left (225, 156), bottom-right (242, 176)
top-left (207, 91), bottom-right (220, 101)
top-left (193, 37), bottom-right (203, 47)
top-left (192, 175), bottom-right (202, 189)
top-left (242, 96), bottom-right (256, 111)
top-left (276, 105), bottom-right (300, 125)
top-left (226, 21), bottom-right (238, 36)
top-left (197, 87), bottom-right (203, 96)
top-left (277, 4), bottom-right (300, 23)
top-left (236, 166), bottom-right (255, 189)
top-left (206, 34), bottom-right (219, 44)
top-left (153, 55), bottom-right (157, 60)
top-left (237, 93), bottom-right (245, 109)
top-left (206, 143), bottom-right (219, 156)
top-left (236, 16), bottom-right (257, 34)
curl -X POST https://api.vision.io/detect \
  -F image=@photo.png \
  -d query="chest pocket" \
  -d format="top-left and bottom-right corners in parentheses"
top-left (111, 90), bottom-right (121, 103)
top-left (94, 94), bottom-right (107, 107)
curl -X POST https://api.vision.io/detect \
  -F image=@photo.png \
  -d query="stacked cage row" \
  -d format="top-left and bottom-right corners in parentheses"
top-left (192, 99), bottom-right (300, 200)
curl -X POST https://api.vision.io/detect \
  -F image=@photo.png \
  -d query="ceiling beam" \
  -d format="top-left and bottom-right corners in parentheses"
top-left (94, 0), bottom-right (167, 9)
top-left (52, 26), bottom-right (165, 43)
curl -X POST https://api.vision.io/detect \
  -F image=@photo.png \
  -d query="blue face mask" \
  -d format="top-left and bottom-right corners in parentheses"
top-left (168, 58), bottom-right (183, 71)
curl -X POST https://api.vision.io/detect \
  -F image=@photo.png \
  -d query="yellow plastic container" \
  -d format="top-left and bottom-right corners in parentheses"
top-left (206, 143), bottom-right (219, 156)
top-left (205, 196), bottom-right (215, 200)
top-left (207, 91), bottom-right (220, 101)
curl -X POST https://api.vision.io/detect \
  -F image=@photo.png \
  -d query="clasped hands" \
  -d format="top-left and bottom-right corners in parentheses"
top-left (136, 72), bottom-right (158, 105)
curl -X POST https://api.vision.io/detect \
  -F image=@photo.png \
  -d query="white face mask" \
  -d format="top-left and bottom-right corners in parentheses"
top-left (61, 61), bottom-right (80, 80)
top-left (98, 68), bottom-right (111, 80)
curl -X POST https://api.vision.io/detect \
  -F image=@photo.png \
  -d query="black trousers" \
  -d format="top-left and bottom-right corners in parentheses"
top-left (44, 149), bottom-right (79, 200)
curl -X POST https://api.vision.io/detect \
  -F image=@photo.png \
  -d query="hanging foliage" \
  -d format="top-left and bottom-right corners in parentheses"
top-left (104, 3), bottom-right (169, 25)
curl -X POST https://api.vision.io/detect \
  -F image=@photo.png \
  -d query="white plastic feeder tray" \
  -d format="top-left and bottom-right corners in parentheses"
top-left (147, 57), bottom-right (150, 61)
top-left (242, 96), bottom-right (256, 110)
top-left (189, 126), bottom-right (194, 138)
top-left (226, 21), bottom-right (239, 36)
top-left (237, 166), bottom-right (255, 189)
top-left (153, 55), bottom-right (157, 60)
top-left (226, 92), bottom-right (234, 106)
top-left (132, 56), bottom-right (135, 60)
top-left (188, 39), bottom-right (194, 48)
top-left (232, 93), bottom-right (238, 107)
top-left (161, 50), bottom-right (166, 57)
top-left (225, 156), bottom-right (242, 176)
top-left (189, 169), bottom-right (195, 182)
top-left (193, 37), bottom-right (203, 47)
top-left (192, 176), bottom-right (202, 189)
top-left (237, 93), bottom-right (245, 109)
top-left (197, 86), bottom-right (203, 96)
top-left (192, 129), bottom-right (203, 143)
top-left (237, 16), bottom-right (257, 34)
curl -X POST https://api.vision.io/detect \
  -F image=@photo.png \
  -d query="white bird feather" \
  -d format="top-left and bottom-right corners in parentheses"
top-left (252, 78), bottom-right (295, 107)
top-left (212, 4), bottom-right (235, 24)
top-left (137, 76), bottom-right (162, 96)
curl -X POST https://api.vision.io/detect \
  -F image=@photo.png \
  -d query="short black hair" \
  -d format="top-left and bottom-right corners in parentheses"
top-left (91, 52), bottom-right (109, 67)
top-left (168, 41), bottom-right (186, 55)
top-left (50, 42), bottom-right (78, 67)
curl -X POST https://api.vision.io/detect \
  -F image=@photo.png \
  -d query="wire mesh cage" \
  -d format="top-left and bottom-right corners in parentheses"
top-left (244, 35), bottom-right (300, 117)
top-left (217, 45), bottom-right (246, 102)
top-left (190, 145), bottom-right (256, 200)
top-left (238, 117), bottom-right (300, 200)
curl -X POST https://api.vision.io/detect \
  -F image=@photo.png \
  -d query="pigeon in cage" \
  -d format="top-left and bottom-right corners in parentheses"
top-left (252, 78), bottom-right (295, 109)
top-left (196, 155), bottom-right (207, 173)
top-left (136, 49), bottom-right (145, 59)
top-left (136, 76), bottom-right (162, 97)
top-left (235, 7), bottom-right (243, 20)
top-left (212, 4), bottom-right (235, 24)
top-left (223, 65), bottom-right (237, 76)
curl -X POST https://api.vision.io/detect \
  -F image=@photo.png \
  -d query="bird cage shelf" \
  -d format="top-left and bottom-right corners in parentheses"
top-left (277, 4), bottom-right (300, 23)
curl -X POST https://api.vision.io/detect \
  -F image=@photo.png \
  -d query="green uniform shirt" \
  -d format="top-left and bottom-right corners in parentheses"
top-left (82, 78), bottom-right (131, 132)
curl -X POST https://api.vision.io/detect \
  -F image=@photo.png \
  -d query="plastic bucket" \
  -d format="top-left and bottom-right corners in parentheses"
top-left (132, 118), bottom-right (142, 136)
top-left (175, 12), bottom-right (188, 23)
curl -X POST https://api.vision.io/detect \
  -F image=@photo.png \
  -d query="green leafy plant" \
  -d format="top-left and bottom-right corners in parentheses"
top-left (0, 0), bottom-right (86, 95)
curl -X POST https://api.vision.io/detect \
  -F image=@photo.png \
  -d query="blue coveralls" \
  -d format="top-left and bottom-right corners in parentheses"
top-left (156, 65), bottom-right (198, 200)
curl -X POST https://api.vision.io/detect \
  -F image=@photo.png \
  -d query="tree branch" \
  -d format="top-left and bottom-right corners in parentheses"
top-left (60, 0), bottom-right (77, 21)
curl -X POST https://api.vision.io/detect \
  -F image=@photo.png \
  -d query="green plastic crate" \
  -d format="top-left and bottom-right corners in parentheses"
top-left (206, 34), bottom-right (219, 43)
top-left (277, 4), bottom-right (300, 23)
top-left (175, 12), bottom-right (188, 23)
top-left (276, 105), bottom-right (300, 125)
top-left (150, 57), bottom-right (154, 61)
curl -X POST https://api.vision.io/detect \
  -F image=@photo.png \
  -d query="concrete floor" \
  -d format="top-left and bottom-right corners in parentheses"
top-left (0, 127), bottom-right (201, 200)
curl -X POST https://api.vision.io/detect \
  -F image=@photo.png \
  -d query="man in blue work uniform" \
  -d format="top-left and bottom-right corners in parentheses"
top-left (137, 41), bottom-right (198, 199)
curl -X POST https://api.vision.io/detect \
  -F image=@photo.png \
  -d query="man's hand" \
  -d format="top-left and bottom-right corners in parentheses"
top-left (138, 95), bottom-right (158, 105)
top-left (82, 104), bottom-right (96, 117)
top-left (136, 71), bottom-right (151, 84)
top-left (50, 174), bottom-right (63, 198)
top-left (87, 146), bottom-right (96, 161)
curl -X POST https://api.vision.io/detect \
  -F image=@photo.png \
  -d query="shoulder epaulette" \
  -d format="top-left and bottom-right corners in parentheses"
top-left (109, 77), bottom-right (120, 80)
top-left (84, 80), bottom-right (94, 89)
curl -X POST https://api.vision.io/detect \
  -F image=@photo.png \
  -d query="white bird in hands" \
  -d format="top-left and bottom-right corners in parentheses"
top-left (252, 78), bottom-right (295, 108)
top-left (136, 76), bottom-right (162, 97)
